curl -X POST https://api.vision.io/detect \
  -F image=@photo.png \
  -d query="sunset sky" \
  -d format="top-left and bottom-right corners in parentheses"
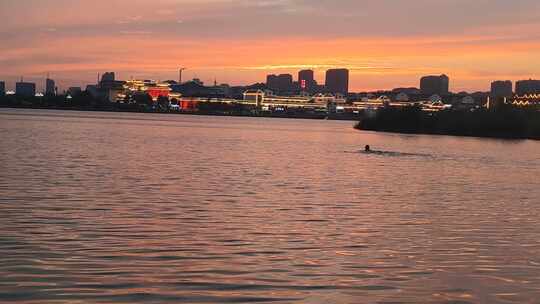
top-left (1, 0), bottom-right (539, 92)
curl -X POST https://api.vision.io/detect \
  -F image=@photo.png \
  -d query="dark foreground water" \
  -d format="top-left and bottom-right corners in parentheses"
top-left (1, 109), bottom-right (540, 304)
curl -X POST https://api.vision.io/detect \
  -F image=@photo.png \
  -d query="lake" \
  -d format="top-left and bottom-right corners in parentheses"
top-left (1, 108), bottom-right (539, 304)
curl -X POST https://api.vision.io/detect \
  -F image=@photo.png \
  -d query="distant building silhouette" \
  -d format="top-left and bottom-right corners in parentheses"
top-left (87, 72), bottom-right (125, 102)
top-left (266, 74), bottom-right (293, 94)
top-left (0, 81), bottom-right (5, 96)
top-left (420, 74), bottom-right (449, 96)
top-left (490, 80), bottom-right (513, 99)
top-left (325, 69), bottom-right (349, 96)
top-left (67, 87), bottom-right (82, 96)
top-left (515, 79), bottom-right (540, 96)
top-left (298, 69), bottom-right (316, 93)
top-left (16, 81), bottom-right (36, 97)
top-left (101, 72), bottom-right (116, 83)
top-left (46, 78), bottom-right (56, 95)
top-left (171, 80), bottom-right (227, 98)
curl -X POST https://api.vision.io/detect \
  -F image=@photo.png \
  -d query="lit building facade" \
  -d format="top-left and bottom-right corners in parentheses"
top-left (298, 69), bottom-right (315, 93)
top-left (515, 79), bottom-right (540, 96)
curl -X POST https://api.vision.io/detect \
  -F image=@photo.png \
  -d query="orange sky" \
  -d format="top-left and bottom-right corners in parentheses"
top-left (1, 0), bottom-right (539, 92)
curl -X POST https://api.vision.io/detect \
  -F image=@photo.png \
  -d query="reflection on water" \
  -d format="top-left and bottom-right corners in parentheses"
top-left (1, 108), bottom-right (540, 304)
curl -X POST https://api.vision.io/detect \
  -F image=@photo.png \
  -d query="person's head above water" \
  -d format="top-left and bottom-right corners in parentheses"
top-left (365, 145), bottom-right (371, 152)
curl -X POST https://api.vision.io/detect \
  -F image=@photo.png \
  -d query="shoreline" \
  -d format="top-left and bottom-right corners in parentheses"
top-left (0, 105), bottom-right (361, 121)
top-left (3, 105), bottom-right (539, 141)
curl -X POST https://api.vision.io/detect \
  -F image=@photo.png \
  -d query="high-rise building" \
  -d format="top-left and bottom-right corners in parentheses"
top-left (420, 74), bottom-right (449, 96)
top-left (325, 69), bottom-right (349, 96)
top-left (266, 74), bottom-right (279, 90)
top-left (101, 72), bottom-right (115, 83)
top-left (266, 74), bottom-right (293, 93)
top-left (298, 69), bottom-right (315, 92)
top-left (16, 81), bottom-right (36, 97)
top-left (0, 81), bottom-right (5, 96)
top-left (490, 80), bottom-right (513, 99)
top-left (515, 79), bottom-right (540, 96)
top-left (46, 78), bottom-right (56, 95)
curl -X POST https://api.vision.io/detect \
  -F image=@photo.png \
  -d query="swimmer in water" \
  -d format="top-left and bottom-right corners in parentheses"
top-left (365, 145), bottom-right (371, 152)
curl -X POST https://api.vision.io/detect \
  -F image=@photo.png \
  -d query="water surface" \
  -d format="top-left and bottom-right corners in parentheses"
top-left (1, 109), bottom-right (539, 304)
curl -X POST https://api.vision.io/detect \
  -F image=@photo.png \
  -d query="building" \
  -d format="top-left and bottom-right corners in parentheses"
top-left (0, 81), bottom-right (5, 96)
top-left (325, 69), bottom-right (349, 96)
top-left (490, 80), bottom-right (513, 102)
top-left (243, 89), bottom-right (266, 107)
top-left (515, 79), bottom-right (540, 96)
top-left (46, 78), bottom-right (56, 95)
top-left (101, 72), bottom-right (116, 82)
top-left (507, 94), bottom-right (540, 109)
top-left (170, 80), bottom-right (227, 98)
top-left (86, 72), bottom-right (126, 102)
top-left (298, 69), bottom-right (316, 93)
top-left (67, 87), bottom-right (82, 96)
top-left (16, 81), bottom-right (36, 97)
top-left (420, 74), bottom-right (449, 96)
top-left (266, 74), bottom-right (293, 93)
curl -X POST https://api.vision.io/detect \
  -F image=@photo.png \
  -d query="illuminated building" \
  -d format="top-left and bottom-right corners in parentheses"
top-left (123, 79), bottom-right (178, 102)
top-left (86, 72), bottom-right (127, 102)
top-left (16, 81), bottom-right (36, 97)
top-left (325, 69), bottom-right (349, 96)
top-left (243, 90), bottom-right (346, 113)
top-left (515, 79), bottom-right (540, 96)
top-left (298, 69), bottom-right (315, 93)
top-left (420, 74), bottom-right (449, 96)
top-left (243, 89), bottom-right (265, 107)
top-left (170, 80), bottom-right (227, 98)
top-left (506, 94), bottom-right (540, 108)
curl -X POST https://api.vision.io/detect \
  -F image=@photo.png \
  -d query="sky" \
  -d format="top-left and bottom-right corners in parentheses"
top-left (1, 0), bottom-right (540, 92)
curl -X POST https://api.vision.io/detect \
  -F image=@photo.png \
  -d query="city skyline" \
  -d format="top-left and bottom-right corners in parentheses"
top-left (1, 0), bottom-right (540, 92)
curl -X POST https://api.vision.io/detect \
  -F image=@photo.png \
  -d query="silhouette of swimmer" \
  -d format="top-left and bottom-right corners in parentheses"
top-left (364, 145), bottom-right (371, 152)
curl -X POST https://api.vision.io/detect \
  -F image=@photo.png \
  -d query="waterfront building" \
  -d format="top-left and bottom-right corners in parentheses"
top-left (515, 79), bottom-right (540, 96)
top-left (171, 80), bottom-right (227, 98)
top-left (87, 72), bottom-right (126, 102)
top-left (16, 81), bottom-right (36, 97)
top-left (420, 74), bottom-right (449, 96)
top-left (325, 69), bottom-right (349, 96)
top-left (490, 80), bottom-right (513, 99)
top-left (0, 81), bottom-right (5, 96)
top-left (298, 69), bottom-right (315, 93)
top-left (507, 94), bottom-right (540, 109)
top-left (67, 87), bottom-right (82, 96)
top-left (46, 78), bottom-right (56, 95)
top-left (266, 74), bottom-right (294, 94)
top-left (394, 92), bottom-right (410, 102)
